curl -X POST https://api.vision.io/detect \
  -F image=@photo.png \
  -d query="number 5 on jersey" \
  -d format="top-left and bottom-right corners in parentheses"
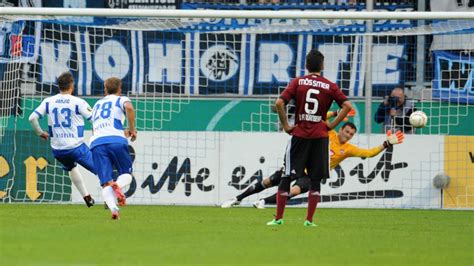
top-left (305, 89), bottom-right (320, 115)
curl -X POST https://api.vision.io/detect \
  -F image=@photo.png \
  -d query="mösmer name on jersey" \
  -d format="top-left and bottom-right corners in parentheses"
top-left (298, 78), bottom-right (330, 89)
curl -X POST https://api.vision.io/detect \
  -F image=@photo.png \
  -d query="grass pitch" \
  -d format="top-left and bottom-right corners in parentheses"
top-left (0, 205), bottom-right (472, 265)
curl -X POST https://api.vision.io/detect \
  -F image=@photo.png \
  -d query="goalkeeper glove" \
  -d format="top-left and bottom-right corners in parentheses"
top-left (346, 108), bottom-right (356, 117)
top-left (329, 108), bottom-right (356, 121)
top-left (344, 108), bottom-right (356, 121)
top-left (383, 130), bottom-right (404, 148)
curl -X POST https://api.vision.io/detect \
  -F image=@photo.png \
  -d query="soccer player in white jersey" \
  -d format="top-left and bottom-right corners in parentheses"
top-left (90, 77), bottom-right (137, 220)
top-left (28, 72), bottom-right (96, 207)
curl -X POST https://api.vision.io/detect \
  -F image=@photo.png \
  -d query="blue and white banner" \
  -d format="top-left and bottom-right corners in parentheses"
top-left (1, 2), bottom-right (419, 97)
top-left (17, 22), bottom-right (408, 96)
top-left (432, 51), bottom-right (474, 104)
top-left (0, 20), bottom-right (40, 63)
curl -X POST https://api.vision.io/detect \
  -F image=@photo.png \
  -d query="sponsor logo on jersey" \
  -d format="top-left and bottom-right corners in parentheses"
top-left (299, 114), bottom-right (322, 122)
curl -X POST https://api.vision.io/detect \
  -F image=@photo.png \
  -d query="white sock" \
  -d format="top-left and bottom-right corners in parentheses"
top-left (116, 173), bottom-right (132, 189)
top-left (102, 186), bottom-right (118, 212)
top-left (69, 167), bottom-right (89, 197)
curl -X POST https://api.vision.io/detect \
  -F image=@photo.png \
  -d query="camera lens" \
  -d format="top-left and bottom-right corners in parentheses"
top-left (389, 96), bottom-right (399, 107)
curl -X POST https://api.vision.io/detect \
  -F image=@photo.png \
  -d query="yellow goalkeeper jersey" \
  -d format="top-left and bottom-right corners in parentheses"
top-left (329, 130), bottom-right (384, 170)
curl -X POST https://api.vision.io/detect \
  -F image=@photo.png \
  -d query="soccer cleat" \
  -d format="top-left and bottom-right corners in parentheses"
top-left (266, 219), bottom-right (283, 226)
top-left (303, 220), bottom-right (317, 227)
top-left (83, 195), bottom-right (95, 208)
top-left (111, 182), bottom-right (126, 207)
top-left (221, 198), bottom-right (240, 208)
top-left (111, 210), bottom-right (120, 220)
top-left (252, 199), bottom-right (266, 209)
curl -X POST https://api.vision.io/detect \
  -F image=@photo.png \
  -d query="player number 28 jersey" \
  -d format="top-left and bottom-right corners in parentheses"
top-left (33, 94), bottom-right (92, 150)
top-left (90, 95), bottom-right (130, 149)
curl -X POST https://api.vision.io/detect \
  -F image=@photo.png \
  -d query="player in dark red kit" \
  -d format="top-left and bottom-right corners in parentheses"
top-left (267, 49), bottom-right (353, 226)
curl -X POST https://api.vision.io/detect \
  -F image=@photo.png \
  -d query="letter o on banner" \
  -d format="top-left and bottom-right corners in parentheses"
top-left (94, 40), bottom-right (130, 81)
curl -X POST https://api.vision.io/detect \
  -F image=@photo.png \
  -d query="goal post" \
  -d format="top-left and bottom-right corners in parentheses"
top-left (1, 7), bottom-right (474, 19)
top-left (0, 8), bottom-right (472, 209)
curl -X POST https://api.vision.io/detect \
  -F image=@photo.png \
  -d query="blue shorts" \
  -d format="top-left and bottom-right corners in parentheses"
top-left (91, 143), bottom-right (133, 185)
top-left (52, 143), bottom-right (97, 174)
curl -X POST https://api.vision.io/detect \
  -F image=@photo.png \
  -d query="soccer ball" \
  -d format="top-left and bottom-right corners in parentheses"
top-left (409, 111), bottom-right (428, 128)
top-left (433, 173), bottom-right (450, 189)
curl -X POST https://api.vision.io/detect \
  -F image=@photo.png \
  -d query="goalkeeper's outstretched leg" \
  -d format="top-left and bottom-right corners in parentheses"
top-left (220, 169), bottom-right (283, 208)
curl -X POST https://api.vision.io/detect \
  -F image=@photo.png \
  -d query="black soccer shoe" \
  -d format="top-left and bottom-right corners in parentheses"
top-left (83, 195), bottom-right (95, 208)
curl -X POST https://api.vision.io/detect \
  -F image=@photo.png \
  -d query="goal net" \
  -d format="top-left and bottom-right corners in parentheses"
top-left (0, 8), bottom-right (472, 209)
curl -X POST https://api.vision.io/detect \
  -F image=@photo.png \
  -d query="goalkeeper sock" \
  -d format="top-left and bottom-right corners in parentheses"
top-left (236, 181), bottom-right (265, 201)
top-left (116, 173), bottom-right (132, 189)
top-left (306, 190), bottom-right (321, 222)
top-left (263, 192), bottom-right (295, 205)
top-left (102, 186), bottom-right (118, 212)
top-left (69, 166), bottom-right (89, 197)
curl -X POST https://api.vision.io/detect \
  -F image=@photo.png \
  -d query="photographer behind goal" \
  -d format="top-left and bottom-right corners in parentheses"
top-left (374, 87), bottom-right (416, 134)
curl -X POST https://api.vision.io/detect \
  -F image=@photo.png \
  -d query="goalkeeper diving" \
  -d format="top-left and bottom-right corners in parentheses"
top-left (221, 109), bottom-right (405, 208)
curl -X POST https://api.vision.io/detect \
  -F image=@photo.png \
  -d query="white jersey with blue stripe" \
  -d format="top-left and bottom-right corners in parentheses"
top-left (33, 94), bottom-right (92, 150)
top-left (90, 94), bottom-right (131, 149)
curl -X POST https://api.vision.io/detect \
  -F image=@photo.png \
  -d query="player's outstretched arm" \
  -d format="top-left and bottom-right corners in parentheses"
top-left (350, 130), bottom-right (405, 159)
top-left (124, 101), bottom-right (137, 142)
top-left (350, 145), bottom-right (385, 158)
